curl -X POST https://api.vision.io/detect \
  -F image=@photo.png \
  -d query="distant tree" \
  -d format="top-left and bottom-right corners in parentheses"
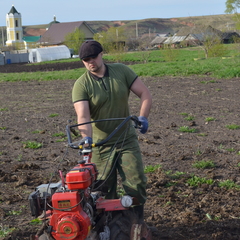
top-left (232, 31), bottom-right (240, 53)
top-left (125, 37), bottom-right (139, 51)
top-left (163, 44), bottom-right (179, 62)
top-left (204, 36), bottom-right (227, 58)
top-left (225, 0), bottom-right (240, 13)
top-left (134, 36), bottom-right (152, 63)
top-left (94, 27), bottom-right (126, 62)
top-left (64, 29), bottom-right (85, 55)
top-left (188, 26), bottom-right (227, 58)
top-left (94, 27), bottom-right (126, 52)
top-left (225, 0), bottom-right (240, 30)
top-left (0, 27), bottom-right (6, 47)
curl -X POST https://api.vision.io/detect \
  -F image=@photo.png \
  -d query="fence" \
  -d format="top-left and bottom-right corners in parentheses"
top-left (4, 52), bottom-right (29, 64)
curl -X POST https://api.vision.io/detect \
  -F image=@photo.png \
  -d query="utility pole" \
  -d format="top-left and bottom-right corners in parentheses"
top-left (136, 22), bottom-right (138, 38)
top-left (2, 27), bottom-right (5, 46)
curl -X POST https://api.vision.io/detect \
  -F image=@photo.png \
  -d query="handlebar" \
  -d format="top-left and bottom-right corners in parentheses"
top-left (66, 115), bottom-right (141, 149)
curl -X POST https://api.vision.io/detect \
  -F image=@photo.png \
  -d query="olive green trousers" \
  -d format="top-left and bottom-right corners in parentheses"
top-left (92, 135), bottom-right (147, 204)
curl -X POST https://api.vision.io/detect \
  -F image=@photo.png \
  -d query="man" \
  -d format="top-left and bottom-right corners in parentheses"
top-left (72, 40), bottom-right (152, 220)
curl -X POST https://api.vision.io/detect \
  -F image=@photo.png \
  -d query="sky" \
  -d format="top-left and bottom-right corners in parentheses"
top-left (0, 0), bottom-right (227, 27)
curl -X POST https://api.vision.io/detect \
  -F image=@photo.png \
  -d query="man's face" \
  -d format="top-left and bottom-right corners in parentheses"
top-left (82, 52), bottom-right (103, 73)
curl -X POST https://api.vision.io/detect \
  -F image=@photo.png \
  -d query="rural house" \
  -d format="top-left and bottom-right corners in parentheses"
top-left (150, 33), bottom-right (171, 48)
top-left (163, 25), bottom-right (240, 48)
top-left (39, 21), bottom-right (95, 46)
top-left (221, 31), bottom-right (240, 43)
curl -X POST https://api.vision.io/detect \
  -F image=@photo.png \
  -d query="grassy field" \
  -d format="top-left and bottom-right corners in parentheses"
top-left (1, 45), bottom-right (240, 82)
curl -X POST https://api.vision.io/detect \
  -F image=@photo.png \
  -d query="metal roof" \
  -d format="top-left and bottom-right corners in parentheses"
top-left (22, 36), bottom-right (41, 42)
top-left (151, 36), bottom-right (167, 45)
top-left (163, 35), bottom-right (186, 44)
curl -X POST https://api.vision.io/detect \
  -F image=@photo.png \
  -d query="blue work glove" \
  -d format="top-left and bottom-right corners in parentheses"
top-left (79, 137), bottom-right (93, 147)
top-left (138, 116), bottom-right (148, 134)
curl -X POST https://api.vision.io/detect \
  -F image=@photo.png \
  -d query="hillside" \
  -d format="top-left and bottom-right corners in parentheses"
top-left (0, 14), bottom-right (237, 45)
top-left (86, 14), bottom-right (237, 37)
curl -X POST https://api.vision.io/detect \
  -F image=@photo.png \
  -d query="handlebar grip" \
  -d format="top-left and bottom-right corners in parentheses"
top-left (131, 116), bottom-right (141, 128)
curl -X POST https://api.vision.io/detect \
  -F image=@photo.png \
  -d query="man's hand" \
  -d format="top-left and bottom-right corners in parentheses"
top-left (138, 116), bottom-right (148, 134)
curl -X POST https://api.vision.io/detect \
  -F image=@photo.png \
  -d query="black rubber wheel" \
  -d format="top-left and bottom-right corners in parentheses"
top-left (108, 210), bottom-right (138, 240)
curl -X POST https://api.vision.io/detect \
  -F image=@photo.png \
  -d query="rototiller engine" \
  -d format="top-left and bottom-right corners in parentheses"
top-left (29, 116), bottom-right (152, 240)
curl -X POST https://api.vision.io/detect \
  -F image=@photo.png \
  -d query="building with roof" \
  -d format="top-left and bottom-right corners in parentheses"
top-left (172, 25), bottom-right (240, 46)
top-left (5, 5), bottom-right (42, 50)
top-left (150, 33), bottom-right (172, 48)
top-left (151, 25), bottom-right (240, 48)
top-left (5, 5), bottom-right (95, 50)
top-left (39, 21), bottom-right (95, 46)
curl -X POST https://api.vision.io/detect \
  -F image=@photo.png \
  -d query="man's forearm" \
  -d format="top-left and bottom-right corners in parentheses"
top-left (77, 117), bottom-right (92, 138)
top-left (139, 92), bottom-right (152, 118)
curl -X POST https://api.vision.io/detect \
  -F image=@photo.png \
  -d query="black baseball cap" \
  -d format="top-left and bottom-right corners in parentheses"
top-left (79, 41), bottom-right (103, 60)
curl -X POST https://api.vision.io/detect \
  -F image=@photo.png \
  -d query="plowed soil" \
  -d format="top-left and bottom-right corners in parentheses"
top-left (1, 62), bottom-right (240, 240)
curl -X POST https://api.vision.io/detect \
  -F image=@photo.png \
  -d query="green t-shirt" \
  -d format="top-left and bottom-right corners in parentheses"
top-left (72, 63), bottom-right (137, 144)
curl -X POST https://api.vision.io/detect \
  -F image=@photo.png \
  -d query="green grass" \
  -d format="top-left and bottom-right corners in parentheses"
top-left (52, 132), bottom-right (65, 137)
top-left (178, 126), bottom-right (197, 133)
top-left (196, 150), bottom-right (202, 155)
top-left (30, 218), bottom-right (43, 225)
top-left (184, 115), bottom-right (195, 121)
top-left (52, 132), bottom-right (66, 142)
top-left (1, 45), bottom-right (240, 82)
top-left (149, 169), bottom-right (240, 191)
top-left (218, 180), bottom-right (240, 189)
top-left (187, 175), bottom-right (215, 187)
top-left (130, 53), bottom-right (240, 79)
top-left (22, 140), bottom-right (42, 149)
top-left (16, 154), bottom-right (23, 161)
top-left (226, 124), bottom-right (240, 130)
top-left (31, 129), bottom-right (45, 134)
top-left (205, 213), bottom-right (221, 221)
top-left (165, 182), bottom-right (177, 188)
top-left (179, 112), bottom-right (189, 116)
top-left (192, 160), bottom-right (215, 169)
top-left (200, 80), bottom-right (216, 84)
top-left (6, 210), bottom-right (22, 216)
top-left (48, 113), bottom-right (59, 117)
top-left (144, 164), bottom-right (161, 173)
top-left (205, 117), bottom-right (216, 122)
top-left (0, 225), bottom-right (16, 238)
top-left (166, 171), bottom-right (186, 179)
top-left (0, 68), bottom-right (86, 82)
top-left (28, 58), bottom-right (79, 65)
